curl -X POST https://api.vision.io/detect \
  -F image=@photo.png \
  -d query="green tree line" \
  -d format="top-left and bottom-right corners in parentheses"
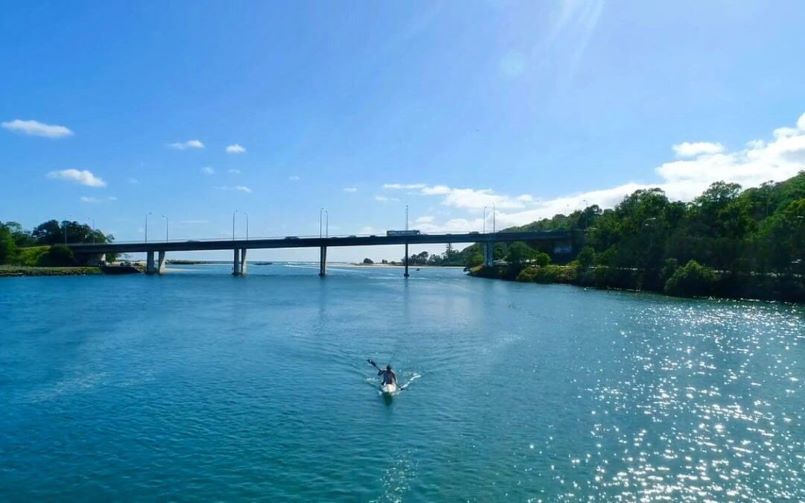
top-left (464, 172), bottom-right (804, 301)
top-left (403, 243), bottom-right (466, 266)
top-left (0, 220), bottom-right (114, 266)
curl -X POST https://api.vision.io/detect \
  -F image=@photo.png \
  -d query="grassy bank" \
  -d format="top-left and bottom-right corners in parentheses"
top-left (0, 265), bottom-right (101, 277)
top-left (470, 263), bottom-right (804, 303)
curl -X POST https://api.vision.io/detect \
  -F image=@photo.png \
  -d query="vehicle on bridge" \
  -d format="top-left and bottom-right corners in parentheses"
top-left (386, 230), bottom-right (421, 236)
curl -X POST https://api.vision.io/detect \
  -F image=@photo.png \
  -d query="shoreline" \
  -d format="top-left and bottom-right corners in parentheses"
top-left (0, 265), bottom-right (102, 277)
top-left (470, 265), bottom-right (804, 304)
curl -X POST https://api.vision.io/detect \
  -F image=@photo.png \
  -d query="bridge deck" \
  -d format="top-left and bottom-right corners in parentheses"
top-left (68, 231), bottom-right (570, 254)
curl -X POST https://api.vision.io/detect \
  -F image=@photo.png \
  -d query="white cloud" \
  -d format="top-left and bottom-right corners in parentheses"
top-left (385, 183), bottom-right (532, 209)
top-left (672, 141), bottom-right (725, 157)
top-left (214, 185), bottom-right (252, 193)
top-left (389, 111), bottom-right (805, 231)
top-left (289, 175), bottom-right (301, 182)
top-left (2, 119), bottom-right (73, 138)
top-left (228, 168), bottom-right (241, 174)
top-left (226, 144), bottom-right (246, 154)
top-left (343, 187), bottom-right (358, 193)
top-left (655, 112), bottom-right (805, 200)
top-left (374, 195), bottom-right (399, 203)
top-left (168, 139), bottom-right (204, 150)
top-left (201, 166), bottom-right (215, 175)
top-left (127, 177), bottom-right (140, 184)
top-left (47, 169), bottom-right (106, 187)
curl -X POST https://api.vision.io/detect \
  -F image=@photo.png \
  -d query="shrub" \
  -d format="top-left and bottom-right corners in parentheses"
top-left (14, 246), bottom-right (49, 266)
top-left (534, 251), bottom-right (551, 267)
top-left (660, 258), bottom-right (679, 282)
top-left (576, 246), bottom-right (595, 269)
top-left (506, 242), bottom-right (537, 266)
top-left (664, 260), bottom-right (716, 297)
top-left (37, 245), bottom-right (76, 267)
top-left (516, 266), bottom-right (538, 282)
top-left (533, 264), bottom-right (560, 283)
top-left (466, 253), bottom-right (484, 268)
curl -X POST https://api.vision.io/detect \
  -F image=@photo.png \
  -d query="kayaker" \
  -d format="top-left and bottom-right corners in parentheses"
top-left (368, 359), bottom-right (397, 386)
top-left (378, 364), bottom-right (397, 386)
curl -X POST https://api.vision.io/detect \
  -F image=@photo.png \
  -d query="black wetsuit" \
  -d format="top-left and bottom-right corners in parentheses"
top-left (379, 369), bottom-right (397, 386)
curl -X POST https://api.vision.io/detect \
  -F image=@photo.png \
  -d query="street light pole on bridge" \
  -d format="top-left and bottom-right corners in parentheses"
top-left (162, 215), bottom-right (169, 242)
top-left (145, 212), bottom-right (152, 243)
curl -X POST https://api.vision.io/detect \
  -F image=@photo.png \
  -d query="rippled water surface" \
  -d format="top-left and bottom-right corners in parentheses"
top-left (1, 264), bottom-right (802, 501)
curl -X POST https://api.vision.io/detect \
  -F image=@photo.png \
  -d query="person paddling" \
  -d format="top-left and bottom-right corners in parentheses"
top-left (368, 359), bottom-right (397, 387)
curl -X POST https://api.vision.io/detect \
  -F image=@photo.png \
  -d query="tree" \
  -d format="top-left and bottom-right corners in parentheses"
top-left (664, 260), bottom-right (716, 297)
top-left (2, 221), bottom-right (35, 247)
top-left (577, 246), bottom-right (595, 269)
top-left (363, 257), bottom-right (374, 264)
top-left (37, 245), bottom-right (76, 267)
top-left (0, 224), bottom-right (16, 264)
top-left (534, 251), bottom-right (551, 267)
top-left (32, 220), bottom-right (63, 244)
top-left (756, 198), bottom-right (805, 273)
top-left (466, 253), bottom-right (484, 268)
top-left (506, 242), bottom-right (537, 266)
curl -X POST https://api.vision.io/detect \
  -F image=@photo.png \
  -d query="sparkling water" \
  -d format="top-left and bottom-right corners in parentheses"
top-left (1, 264), bottom-right (802, 500)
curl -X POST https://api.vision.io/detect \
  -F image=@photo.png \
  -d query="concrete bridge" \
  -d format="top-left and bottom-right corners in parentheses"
top-left (68, 230), bottom-right (572, 276)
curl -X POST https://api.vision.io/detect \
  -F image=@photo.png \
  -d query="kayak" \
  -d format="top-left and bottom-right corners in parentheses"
top-left (380, 382), bottom-right (398, 394)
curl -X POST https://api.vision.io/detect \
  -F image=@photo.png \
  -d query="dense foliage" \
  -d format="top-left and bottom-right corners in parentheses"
top-left (0, 220), bottom-right (114, 266)
top-left (467, 173), bottom-right (804, 301)
top-left (404, 243), bottom-right (467, 266)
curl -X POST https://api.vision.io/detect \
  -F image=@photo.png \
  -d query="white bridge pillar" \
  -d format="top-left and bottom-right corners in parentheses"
top-left (484, 241), bottom-right (494, 267)
top-left (319, 246), bottom-right (327, 277)
top-left (240, 248), bottom-right (247, 275)
top-left (157, 251), bottom-right (166, 274)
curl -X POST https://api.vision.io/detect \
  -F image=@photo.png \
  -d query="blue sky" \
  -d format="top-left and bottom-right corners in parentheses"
top-left (2, 0), bottom-right (804, 261)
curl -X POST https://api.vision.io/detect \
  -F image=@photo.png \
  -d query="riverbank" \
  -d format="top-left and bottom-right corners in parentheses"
top-left (349, 262), bottom-right (464, 268)
top-left (0, 265), bottom-right (102, 277)
top-left (470, 264), bottom-right (804, 303)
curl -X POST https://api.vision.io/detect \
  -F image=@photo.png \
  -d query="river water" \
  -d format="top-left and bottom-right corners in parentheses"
top-left (1, 264), bottom-right (802, 501)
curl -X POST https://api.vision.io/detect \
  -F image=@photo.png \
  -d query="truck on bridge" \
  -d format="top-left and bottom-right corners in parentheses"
top-left (386, 229), bottom-right (421, 236)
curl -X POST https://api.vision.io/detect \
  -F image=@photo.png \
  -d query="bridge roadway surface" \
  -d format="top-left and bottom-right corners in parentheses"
top-left (68, 230), bottom-right (571, 254)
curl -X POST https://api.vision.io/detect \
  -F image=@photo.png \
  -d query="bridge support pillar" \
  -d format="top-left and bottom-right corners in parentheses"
top-left (157, 251), bottom-right (166, 274)
top-left (240, 249), bottom-right (247, 275)
top-left (404, 242), bottom-right (409, 277)
top-left (146, 251), bottom-right (157, 275)
top-left (233, 248), bottom-right (241, 276)
top-left (484, 242), bottom-right (494, 267)
top-left (319, 246), bottom-right (327, 277)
